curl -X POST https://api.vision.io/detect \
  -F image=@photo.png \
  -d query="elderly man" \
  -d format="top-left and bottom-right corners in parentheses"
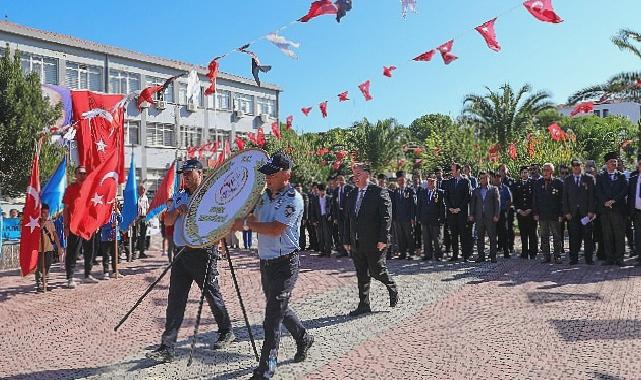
top-left (596, 152), bottom-right (628, 266)
top-left (533, 163), bottom-right (564, 263)
top-left (563, 159), bottom-right (596, 265)
top-left (417, 174), bottom-right (446, 261)
top-left (469, 172), bottom-right (500, 263)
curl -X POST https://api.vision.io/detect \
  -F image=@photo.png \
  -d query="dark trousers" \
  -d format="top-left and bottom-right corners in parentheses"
top-left (306, 220), bottom-right (318, 251)
top-left (600, 210), bottom-right (626, 264)
top-left (336, 218), bottom-right (348, 256)
top-left (517, 214), bottom-right (538, 258)
top-left (100, 241), bottom-right (119, 274)
top-left (476, 221), bottom-right (497, 260)
top-left (496, 210), bottom-right (510, 257)
top-left (626, 217), bottom-right (635, 253)
top-left (331, 219), bottom-right (340, 251)
top-left (132, 218), bottom-right (148, 257)
top-left (254, 253), bottom-right (308, 379)
top-left (413, 221), bottom-right (422, 251)
top-left (539, 219), bottom-right (562, 257)
top-left (65, 233), bottom-right (94, 279)
top-left (447, 212), bottom-right (472, 259)
top-left (507, 208), bottom-right (515, 251)
top-left (594, 217), bottom-right (605, 260)
top-left (351, 244), bottom-right (397, 309)
top-left (315, 216), bottom-right (332, 255)
top-left (243, 230), bottom-right (253, 249)
top-left (443, 223), bottom-right (451, 252)
top-left (299, 221), bottom-right (307, 251)
top-left (567, 215), bottom-right (594, 263)
top-left (394, 221), bottom-right (414, 257)
top-left (161, 248), bottom-right (232, 349)
top-left (632, 210), bottom-right (641, 262)
top-left (35, 251), bottom-right (54, 285)
top-left (421, 223), bottom-right (443, 260)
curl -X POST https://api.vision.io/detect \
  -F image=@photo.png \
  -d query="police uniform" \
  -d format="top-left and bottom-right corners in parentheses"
top-left (251, 154), bottom-right (313, 380)
top-left (513, 177), bottom-right (538, 259)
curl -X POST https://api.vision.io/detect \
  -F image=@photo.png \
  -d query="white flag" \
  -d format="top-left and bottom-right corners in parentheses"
top-left (186, 70), bottom-right (200, 107)
top-left (401, 0), bottom-right (417, 18)
top-left (266, 33), bottom-right (300, 59)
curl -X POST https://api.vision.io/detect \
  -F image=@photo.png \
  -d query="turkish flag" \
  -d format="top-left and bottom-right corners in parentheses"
top-left (338, 91), bottom-right (349, 102)
top-left (19, 140), bottom-right (42, 276)
top-left (437, 40), bottom-right (458, 64)
top-left (319, 101), bottom-right (328, 118)
top-left (286, 115), bottom-right (294, 130)
top-left (570, 102), bottom-right (594, 116)
top-left (247, 132), bottom-right (258, 145)
top-left (547, 122), bottom-right (566, 141)
top-left (299, 0), bottom-right (338, 22)
top-left (302, 106), bottom-right (312, 116)
top-left (383, 65), bottom-right (397, 77)
top-left (257, 127), bottom-right (266, 147)
top-left (413, 50), bottom-right (435, 62)
top-left (70, 150), bottom-right (120, 240)
top-left (508, 143), bottom-right (518, 160)
top-left (137, 85), bottom-right (162, 110)
top-left (71, 91), bottom-right (125, 182)
top-left (476, 18), bottom-right (501, 52)
top-left (204, 58), bottom-right (220, 95)
top-left (235, 136), bottom-right (246, 150)
top-left (523, 0), bottom-right (563, 23)
top-left (146, 161), bottom-right (176, 216)
top-left (358, 80), bottom-right (373, 101)
top-left (271, 122), bottom-right (282, 139)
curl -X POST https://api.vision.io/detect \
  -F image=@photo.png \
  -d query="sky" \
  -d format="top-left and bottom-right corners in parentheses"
top-left (1, 0), bottom-right (639, 133)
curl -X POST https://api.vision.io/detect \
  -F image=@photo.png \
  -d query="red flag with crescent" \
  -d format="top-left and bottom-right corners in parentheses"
top-left (19, 139), bottom-right (43, 276)
top-left (413, 50), bottom-right (435, 62)
top-left (338, 91), bottom-right (349, 102)
top-left (271, 122), bottom-right (282, 139)
top-left (523, 0), bottom-right (563, 23)
top-left (257, 127), bottom-right (267, 147)
top-left (358, 80), bottom-right (373, 101)
top-left (570, 102), bottom-right (594, 116)
top-left (286, 115), bottom-right (294, 130)
top-left (302, 106), bottom-right (312, 116)
top-left (508, 143), bottom-right (517, 160)
top-left (235, 137), bottom-right (246, 150)
top-left (383, 65), bottom-right (397, 77)
top-left (437, 40), bottom-right (458, 64)
top-left (299, 0), bottom-right (338, 22)
top-left (475, 18), bottom-right (501, 52)
top-left (547, 122), bottom-right (566, 141)
top-left (320, 101), bottom-right (328, 118)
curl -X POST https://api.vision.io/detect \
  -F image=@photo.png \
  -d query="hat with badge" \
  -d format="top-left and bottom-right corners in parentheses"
top-left (178, 159), bottom-right (203, 173)
top-left (603, 151), bottom-right (619, 162)
top-left (258, 151), bottom-right (293, 175)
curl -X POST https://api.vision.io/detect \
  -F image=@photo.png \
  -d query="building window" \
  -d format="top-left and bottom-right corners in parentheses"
top-left (146, 122), bottom-right (175, 147)
top-left (216, 90), bottom-right (231, 111)
top-left (180, 125), bottom-right (203, 148)
top-left (257, 97), bottom-right (276, 117)
top-left (178, 83), bottom-right (188, 105)
top-left (205, 89), bottom-right (215, 109)
top-left (594, 110), bottom-right (601, 117)
top-left (21, 53), bottom-right (58, 85)
top-left (0, 47), bottom-right (6, 58)
top-left (66, 62), bottom-right (103, 91)
top-left (234, 93), bottom-right (255, 115)
top-left (602, 109), bottom-right (609, 117)
top-left (125, 120), bottom-right (140, 146)
top-left (109, 70), bottom-right (140, 94)
top-left (145, 76), bottom-right (174, 102)
top-left (209, 129), bottom-right (231, 143)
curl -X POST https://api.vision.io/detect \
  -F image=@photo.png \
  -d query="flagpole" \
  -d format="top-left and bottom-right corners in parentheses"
top-left (114, 202), bottom-right (119, 279)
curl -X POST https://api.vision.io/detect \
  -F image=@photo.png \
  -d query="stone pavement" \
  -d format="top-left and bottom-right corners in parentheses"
top-left (2, 241), bottom-right (641, 380)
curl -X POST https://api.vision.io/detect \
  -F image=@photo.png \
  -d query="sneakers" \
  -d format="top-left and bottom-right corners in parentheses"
top-left (293, 335), bottom-right (314, 363)
top-left (101, 272), bottom-right (110, 280)
top-left (146, 345), bottom-right (174, 363)
top-left (85, 275), bottom-right (100, 283)
top-left (212, 331), bottom-right (235, 350)
top-left (67, 279), bottom-right (77, 289)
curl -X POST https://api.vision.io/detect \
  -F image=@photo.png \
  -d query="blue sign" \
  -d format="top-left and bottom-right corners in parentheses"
top-left (1, 218), bottom-right (21, 241)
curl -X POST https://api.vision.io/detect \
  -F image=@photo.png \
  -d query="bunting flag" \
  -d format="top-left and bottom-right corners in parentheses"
top-left (383, 65), bottom-right (397, 77)
top-left (112, 91), bottom-right (138, 113)
top-left (475, 18), bottom-right (501, 52)
top-left (120, 154), bottom-right (138, 230)
top-left (186, 70), bottom-right (200, 106)
top-left (146, 161), bottom-right (176, 222)
top-left (413, 50), bottom-right (435, 62)
top-left (19, 139), bottom-right (42, 276)
top-left (523, 0), bottom-right (563, 23)
top-left (401, 0), bottom-right (417, 18)
top-left (247, 132), bottom-right (258, 146)
top-left (338, 91), bottom-right (350, 102)
top-left (40, 157), bottom-right (67, 217)
top-left (570, 102), bottom-right (594, 116)
top-left (257, 127), bottom-right (267, 147)
top-left (302, 106), bottom-right (312, 116)
top-left (488, 144), bottom-right (500, 162)
top-left (299, 0), bottom-right (338, 22)
top-left (266, 33), bottom-right (300, 59)
top-left (320, 101), bottom-right (328, 118)
top-left (437, 40), bottom-right (458, 64)
top-left (286, 115), bottom-right (294, 130)
top-left (358, 80), bottom-right (373, 101)
top-left (547, 122), bottom-right (566, 141)
top-left (136, 74), bottom-right (184, 109)
top-left (204, 57), bottom-right (221, 95)
top-left (508, 143), bottom-right (517, 160)
top-left (271, 121), bottom-right (282, 139)
top-left (235, 136), bottom-right (246, 150)
top-left (335, 0), bottom-right (352, 22)
top-left (238, 44), bottom-right (272, 87)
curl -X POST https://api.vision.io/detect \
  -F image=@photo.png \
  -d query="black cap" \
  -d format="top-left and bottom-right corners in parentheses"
top-left (604, 151), bottom-right (619, 162)
top-left (178, 159), bottom-right (203, 173)
top-left (258, 151), bottom-right (293, 175)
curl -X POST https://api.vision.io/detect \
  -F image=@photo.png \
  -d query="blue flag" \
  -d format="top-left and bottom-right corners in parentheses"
top-left (120, 154), bottom-right (138, 231)
top-left (40, 157), bottom-right (67, 216)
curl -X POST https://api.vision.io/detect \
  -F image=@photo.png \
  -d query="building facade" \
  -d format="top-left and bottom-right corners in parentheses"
top-left (0, 21), bottom-right (281, 192)
top-left (558, 101), bottom-right (641, 124)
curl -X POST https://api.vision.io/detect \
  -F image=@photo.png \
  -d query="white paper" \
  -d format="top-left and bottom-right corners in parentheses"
top-left (580, 216), bottom-right (595, 225)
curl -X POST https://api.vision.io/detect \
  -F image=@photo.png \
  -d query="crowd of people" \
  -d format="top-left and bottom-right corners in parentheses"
top-left (297, 151), bottom-right (641, 267)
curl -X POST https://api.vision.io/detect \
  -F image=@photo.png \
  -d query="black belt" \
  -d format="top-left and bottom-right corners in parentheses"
top-left (261, 250), bottom-right (298, 264)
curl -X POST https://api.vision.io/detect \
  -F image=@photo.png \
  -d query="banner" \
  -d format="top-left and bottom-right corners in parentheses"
top-left (1, 218), bottom-right (21, 241)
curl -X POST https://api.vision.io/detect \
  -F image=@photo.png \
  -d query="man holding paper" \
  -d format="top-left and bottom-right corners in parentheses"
top-left (562, 159), bottom-right (596, 265)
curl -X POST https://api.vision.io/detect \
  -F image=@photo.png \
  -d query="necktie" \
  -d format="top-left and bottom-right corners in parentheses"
top-left (355, 189), bottom-right (365, 216)
top-left (428, 190), bottom-right (433, 202)
top-left (575, 176), bottom-right (580, 188)
top-left (610, 174), bottom-right (615, 181)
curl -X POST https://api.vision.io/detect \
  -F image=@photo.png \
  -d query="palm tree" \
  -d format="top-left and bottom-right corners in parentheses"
top-left (461, 83), bottom-right (554, 149)
top-left (568, 29), bottom-right (641, 104)
top-left (346, 118), bottom-right (406, 173)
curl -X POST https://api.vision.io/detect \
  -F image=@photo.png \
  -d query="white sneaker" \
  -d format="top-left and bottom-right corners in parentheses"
top-left (67, 279), bottom-right (77, 289)
top-left (101, 273), bottom-right (110, 280)
top-left (85, 275), bottom-right (99, 283)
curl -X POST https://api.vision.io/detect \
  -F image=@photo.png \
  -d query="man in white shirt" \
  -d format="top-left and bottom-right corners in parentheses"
top-left (311, 184), bottom-right (332, 256)
top-left (134, 185), bottom-right (150, 259)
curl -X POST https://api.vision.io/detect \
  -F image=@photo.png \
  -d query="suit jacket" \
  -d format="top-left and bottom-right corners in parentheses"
top-left (391, 186), bottom-right (416, 222)
top-left (445, 176), bottom-right (472, 217)
top-left (470, 185), bottom-right (500, 225)
top-left (301, 192), bottom-right (310, 221)
top-left (562, 174), bottom-right (595, 217)
top-left (512, 179), bottom-right (535, 212)
top-left (331, 184), bottom-right (354, 222)
top-left (595, 171), bottom-right (628, 215)
top-left (343, 184), bottom-right (392, 252)
top-left (627, 174), bottom-right (641, 212)
top-left (417, 187), bottom-right (446, 225)
top-left (533, 178), bottom-right (564, 220)
top-left (309, 194), bottom-right (330, 223)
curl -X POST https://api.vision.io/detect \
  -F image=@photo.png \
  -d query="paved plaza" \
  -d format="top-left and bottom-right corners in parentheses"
top-left (2, 240), bottom-right (641, 380)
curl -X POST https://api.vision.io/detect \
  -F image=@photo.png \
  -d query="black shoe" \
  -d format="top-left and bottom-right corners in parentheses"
top-left (616, 260), bottom-right (624, 267)
top-left (35, 286), bottom-right (44, 293)
top-left (399, 253), bottom-right (407, 260)
top-left (389, 289), bottom-right (399, 307)
top-left (249, 373), bottom-right (269, 380)
top-left (601, 261), bottom-right (614, 266)
top-left (529, 255), bottom-right (537, 260)
top-left (348, 306), bottom-right (372, 317)
top-left (294, 335), bottom-right (314, 363)
top-left (146, 345), bottom-right (174, 363)
top-left (474, 257), bottom-right (486, 263)
top-left (569, 259), bottom-right (578, 265)
top-left (586, 260), bottom-right (595, 265)
top-left (139, 253), bottom-right (149, 259)
top-left (503, 254), bottom-right (511, 259)
top-left (448, 257), bottom-right (459, 262)
top-left (520, 254), bottom-right (528, 259)
top-left (421, 256), bottom-right (432, 261)
top-left (490, 257), bottom-right (497, 263)
top-left (212, 331), bottom-right (235, 350)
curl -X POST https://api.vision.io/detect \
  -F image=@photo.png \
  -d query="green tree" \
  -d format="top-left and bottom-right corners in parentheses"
top-left (565, 115), bottom-right (637, 163)
top-left (0, 49), bottom-right (62, 197)
top-left (408, 114), bottom-right (454, 144)
top-left (346, 118), bottom-right (406, 173)
top-left (462, 83), bottom-right (554, 150)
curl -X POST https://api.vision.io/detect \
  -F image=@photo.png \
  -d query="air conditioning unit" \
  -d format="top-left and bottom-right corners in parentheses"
top-left (233, 109), bottom-right (245, 119)
top-left (187, 102), bottom-right (197, 112)
top-left (260, 114), bottom-right (269, 123)
top-left (156, 100), bottom-right (167, 110)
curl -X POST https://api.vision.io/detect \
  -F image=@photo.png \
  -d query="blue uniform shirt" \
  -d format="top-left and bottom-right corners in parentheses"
top-left (169, 189), bottom-right (191, 247)
top-left (253, 185), bottom-right (303, 260)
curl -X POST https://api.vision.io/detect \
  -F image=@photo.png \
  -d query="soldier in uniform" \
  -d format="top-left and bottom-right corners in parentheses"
top-left (147, 159), bottom-right (234, 363)
top-left (562, 159), bottom-right (596, 265)
top-left (596, 151), bottom-right (628, 266)
top-left (513, 166), bottom-right (538, 259)
top-left (232, 152), bottom-right (314, 380)
top-left (533, 163), bottom-right (564, 263)
top-left (391, 171), bottom-right (416, 259)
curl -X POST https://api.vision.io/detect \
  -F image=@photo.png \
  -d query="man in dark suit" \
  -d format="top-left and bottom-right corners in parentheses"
top-left (343, 163), bottom-right (398, 317)
top-left (411, 172), bottom-right (424, 254)
top-left (309, 184), bottom-right (332, 256)
top-left (306, 184), bottom-right (320, 251)
top-left (513, 166), bottom-right (538, 259)
top-left (417, 174), bottom-right (445, 261)
top-left (445, 163), bottom-right (473, 261)
top-left (377, 173), bottom-right (395, 259)
top-left (493, 171), bottom-right (513, 259)
top-left (391, 171), bottom-right (416, 260)
top-left (596, 151), bottom-right (628, 266)
top-left (533, 163), bottom-right (564, 263)
top-left (498, 164), bottom-right (516, 255)
top-left (435, 166), bottom-right (451, 254)
top-left (332, 174), bottom-right (353, 258)
top-left (562, 159), bottom-right (596, 265)
top-left (469, 171), bottom-right (500, 263)
top-left (627, 158), bottom-right (641, 266)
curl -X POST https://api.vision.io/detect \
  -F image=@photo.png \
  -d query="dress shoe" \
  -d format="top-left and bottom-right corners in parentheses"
top-left (474, 257), bottom-right (486, 263)
top-left (146, 345), bottom-right (174, 363)
top-left (519, 254), bottom-right (528, 259)
top-left (448, 257), bottom-right (458, 262)
top-left (294, 335), bottom-right (314, 363)
top-left (616, 260), bottom-right (624, 267)
top-left (389, 289), bottom-right (399, 307)
top-left (249, 374), bottom-right (269, 380)
top-left (212, 331), bottom-right (235, 350)
top-left (586, 261), bottom-right (595, 265)
top-left (348, 306), bottom-right (372, 317)
top-left (569, 259), bottom-right (578, 265)
top-left (490, 257), bottom-right (497, 263)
